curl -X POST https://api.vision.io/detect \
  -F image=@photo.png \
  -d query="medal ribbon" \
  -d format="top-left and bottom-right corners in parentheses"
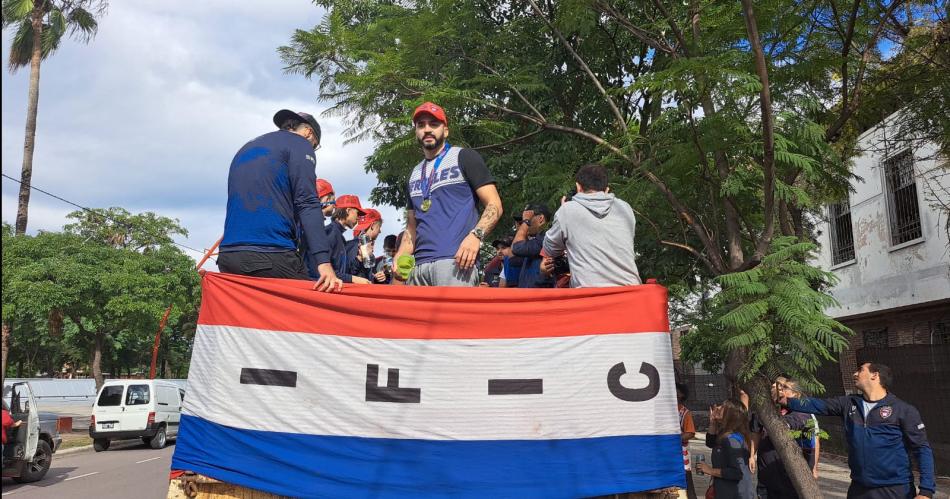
top-left (420, 144), bottom-right (451, 203)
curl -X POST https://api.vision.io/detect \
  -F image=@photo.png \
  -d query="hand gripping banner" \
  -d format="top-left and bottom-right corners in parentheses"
top-left (171, 273), bottom-right (685, 498)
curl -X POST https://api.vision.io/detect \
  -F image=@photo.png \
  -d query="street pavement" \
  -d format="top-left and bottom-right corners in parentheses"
top-left (1, 440), bottom-right (175, 499)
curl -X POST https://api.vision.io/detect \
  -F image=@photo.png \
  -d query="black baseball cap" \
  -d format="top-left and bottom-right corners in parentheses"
top-left (273, 109), bottom-right (322, 143)
top-left (525, 203), bottom-right (552, 220)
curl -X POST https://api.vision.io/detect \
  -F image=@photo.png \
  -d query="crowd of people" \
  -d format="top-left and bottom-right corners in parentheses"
top-left (213, 103), bottom-right (936, 498)
top-left (217, 101), bottom-right (642, 291)
top-left (678, 363), bottom-right (935, 499)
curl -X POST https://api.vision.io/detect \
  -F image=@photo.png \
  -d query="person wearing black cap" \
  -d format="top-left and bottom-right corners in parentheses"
top-left (218, 110), bottom-right (342, 292)
top-left (511, 203), bottom-right (554, 288)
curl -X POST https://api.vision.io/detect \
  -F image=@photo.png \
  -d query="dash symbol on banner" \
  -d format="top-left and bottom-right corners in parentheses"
top-left (365, 364), bottom-right (421, 403)
top-left (240, 368), bottom-right (297, 388)
top-left (488, 378), bottom-right (543, 395)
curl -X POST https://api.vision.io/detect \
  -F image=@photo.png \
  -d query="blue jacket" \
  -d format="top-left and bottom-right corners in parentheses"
top-left (324, 220), bottom-right (355, 283)
top-left (221, 130), bottom-right (330, 265)
top-left (788, 393), bottom-right (935, 496)
top-left (511, 230), bottom-right (553, 288)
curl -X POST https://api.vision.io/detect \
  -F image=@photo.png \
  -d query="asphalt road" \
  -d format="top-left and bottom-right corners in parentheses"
top-left (1, 441), bottom-right (175, 499)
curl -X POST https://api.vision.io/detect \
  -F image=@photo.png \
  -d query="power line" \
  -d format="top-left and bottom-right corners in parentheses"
top-left (2, 172), bottom-right (206, 255)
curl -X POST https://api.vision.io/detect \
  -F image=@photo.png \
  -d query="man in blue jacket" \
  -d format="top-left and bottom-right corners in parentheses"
top-left (782, 362), bottom-right (935, 499)
top-left (218, 109), bottom-right (341, 292)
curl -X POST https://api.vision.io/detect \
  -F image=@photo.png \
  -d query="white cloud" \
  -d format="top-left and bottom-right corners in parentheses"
top-left (1, 0), bottom-right (406, 263)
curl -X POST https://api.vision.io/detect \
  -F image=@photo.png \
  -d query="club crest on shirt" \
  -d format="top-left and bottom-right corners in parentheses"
top-left (879, 406), bottom-right (893, 419)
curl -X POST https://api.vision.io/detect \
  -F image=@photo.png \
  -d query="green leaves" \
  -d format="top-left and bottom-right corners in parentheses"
top-left (3, 0), bottom-right (107, 72)
top-left (2, 210), bottom-right (200, 379)
top-left (685, 237), bottom-right (852, 394)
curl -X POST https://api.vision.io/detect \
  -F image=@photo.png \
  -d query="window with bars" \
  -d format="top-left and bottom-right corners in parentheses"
top-left (863, 328), bottom-right (889, 348)
top-left (829, 200), bottom-right (855, 265)
top-left (933, 321), bottom-right (949, 345)
top-left (883, 150), bottom-right (922, 245)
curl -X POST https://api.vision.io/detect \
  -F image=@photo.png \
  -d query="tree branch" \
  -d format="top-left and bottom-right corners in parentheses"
top-left (593, 1), bottom-right (678, 57)
top-left (650, 0), bottom-right (691, 56)
top-left (741, 0), bottom-right (777, 263)
top-left (526, 0), bottom-right (628, 132)
top-left (471, 128), bottom-right (544, 151)
top-left (462, 55), bottom-right (546, 121)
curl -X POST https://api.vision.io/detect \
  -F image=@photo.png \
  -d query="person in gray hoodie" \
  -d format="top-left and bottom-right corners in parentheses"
top-left (542, 163), bottom-right (642, 288)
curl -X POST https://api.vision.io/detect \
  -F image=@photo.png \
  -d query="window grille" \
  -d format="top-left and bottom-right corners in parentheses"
top-left (863, 328), bottom-right (889, 348)
top-left (933, 321), bottom-right (949, 345)
top-left (883, 150), bottom-right (922, 245)
top-left (829, 200), bottom-right (855, 264)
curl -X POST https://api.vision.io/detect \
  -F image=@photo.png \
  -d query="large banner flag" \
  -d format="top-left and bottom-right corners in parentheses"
top-left (172, 272), bottom-right (685, 498)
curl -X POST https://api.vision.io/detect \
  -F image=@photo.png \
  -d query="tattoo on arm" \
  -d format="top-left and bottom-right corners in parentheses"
top-left (476, 203), bottom-right (501, 233)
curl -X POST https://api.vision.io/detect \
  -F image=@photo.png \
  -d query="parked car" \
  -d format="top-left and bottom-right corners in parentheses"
top-left (2, 382), bottom-right (62, 483)
top-left (89, 380), bottom-right (184, 451)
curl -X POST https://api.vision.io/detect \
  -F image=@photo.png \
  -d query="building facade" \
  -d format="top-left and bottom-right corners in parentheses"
top-left (815, 111), bottom-right (949, 470)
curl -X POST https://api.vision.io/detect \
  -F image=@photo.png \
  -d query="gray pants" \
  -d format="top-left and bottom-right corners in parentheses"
top-left (407, 258), bottom-right (478, 287)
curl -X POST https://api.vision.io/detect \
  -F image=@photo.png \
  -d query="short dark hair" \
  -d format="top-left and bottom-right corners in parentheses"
top-left (575, 164), bottom-right (608, 192)
top-left (332, 207), bottom-right (350, 221)
top-left (384, 234), bottom-right (398, 250)
top-left (866, 362), bottom-right (893, 389)
top-left (675, 382), bottom-right (689, 401)
top-left (279, 118), bottom-right (303, 131)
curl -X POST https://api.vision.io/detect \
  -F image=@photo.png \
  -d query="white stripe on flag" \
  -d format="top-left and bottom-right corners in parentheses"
top-left (184, 325), bottom-right (679, 440)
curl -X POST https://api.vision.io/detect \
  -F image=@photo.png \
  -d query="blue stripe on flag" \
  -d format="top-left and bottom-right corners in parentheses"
top-left (171, 414), bottom-right (685, 498)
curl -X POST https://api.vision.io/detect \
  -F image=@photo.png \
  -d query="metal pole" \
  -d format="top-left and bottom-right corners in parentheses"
top-left (196, 236), bottom-right (223, 270)
top-left (149, 305), bottom-right (173, 379)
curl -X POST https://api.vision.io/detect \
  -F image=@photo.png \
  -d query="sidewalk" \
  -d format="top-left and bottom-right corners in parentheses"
top-left (688, 433), bottom-right (949, 498)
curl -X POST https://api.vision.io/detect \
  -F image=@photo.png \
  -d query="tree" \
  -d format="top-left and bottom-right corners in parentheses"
top-left (2, 210), bottom-right (200, 390)
top-left (280, 1), bottom-right (946, 495)
top-left (2, 0), bottom-right (108, 235)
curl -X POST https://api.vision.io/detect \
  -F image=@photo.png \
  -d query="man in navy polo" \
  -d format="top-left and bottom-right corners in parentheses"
top-left (783, 362), bottom-right (935, 499)
top-left (511, 203), bottom-right (554, 288)
top-left (218, 109), bottom-right (341, 292)
top-left (393, 102), bottom-right (503, 286)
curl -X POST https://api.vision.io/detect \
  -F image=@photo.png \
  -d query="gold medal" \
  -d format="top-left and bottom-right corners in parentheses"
top-left (421, 199), bottom-right (432, 212)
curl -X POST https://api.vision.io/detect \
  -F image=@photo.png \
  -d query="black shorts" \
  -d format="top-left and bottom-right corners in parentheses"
top-left (217, 251), bottom-right (310, 280)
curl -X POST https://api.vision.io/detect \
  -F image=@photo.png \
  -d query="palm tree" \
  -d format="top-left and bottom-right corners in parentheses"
top-left (2, 0), bottom-right (107, 236)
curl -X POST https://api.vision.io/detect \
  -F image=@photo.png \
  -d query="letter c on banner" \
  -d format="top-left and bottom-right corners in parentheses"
top-left (607, 362), bottom-right (660, 402)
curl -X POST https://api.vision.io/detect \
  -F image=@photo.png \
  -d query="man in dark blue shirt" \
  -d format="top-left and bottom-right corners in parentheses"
top-left (218, 110), bottom-right (341, 292)
top-left (783, 362), bottom-right (935, 499)
top-left (512, 203), bottom-right (554, 288)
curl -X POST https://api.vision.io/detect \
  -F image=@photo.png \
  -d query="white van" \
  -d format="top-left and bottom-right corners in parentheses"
top-left (89, 380), bottom-right (184, 451)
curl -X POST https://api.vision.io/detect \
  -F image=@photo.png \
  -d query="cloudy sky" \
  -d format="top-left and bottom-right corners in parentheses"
top-left (1, 1), bottom-right (403, 266)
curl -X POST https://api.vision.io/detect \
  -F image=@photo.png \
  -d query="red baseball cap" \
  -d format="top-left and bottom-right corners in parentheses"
top-left (412, 102), bottom-right (447, 125)
top-left (353, 208), bottom-right (383, 236)
top-left (316, 178), bottom-right (334, 198)
top-left (335, 194), bottom-right (366, 214)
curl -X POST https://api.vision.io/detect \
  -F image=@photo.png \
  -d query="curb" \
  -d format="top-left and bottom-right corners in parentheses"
top-left (56, 439), bottom-right (152, 456)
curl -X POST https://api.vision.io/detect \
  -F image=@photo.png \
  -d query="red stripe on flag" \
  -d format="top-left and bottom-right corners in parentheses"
top-left (198, 272), bottom-right (669, 339)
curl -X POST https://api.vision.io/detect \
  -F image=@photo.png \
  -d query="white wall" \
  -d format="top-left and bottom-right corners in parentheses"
top-left (816, 113), bottom-right (950, 319)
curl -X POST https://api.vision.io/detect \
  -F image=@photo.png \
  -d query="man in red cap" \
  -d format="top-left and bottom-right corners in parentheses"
top-left (393, 101), bottom-right (503, 286)
top-left (218, 109), bottom-right (341, 292)
top-left (326, 195), bottom-right (372, 284)
top-left (317, 178), bottom-right (335, 218)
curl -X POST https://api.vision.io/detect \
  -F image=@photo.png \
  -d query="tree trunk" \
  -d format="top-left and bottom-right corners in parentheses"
top-left (744, 376), bottom-right (822, 499)
top-left (1, 320), bottom-right (10, 386)
top-left (15, 7), bottom-right (45, 235)
top-left (91, 332), bottom-right (105, 392)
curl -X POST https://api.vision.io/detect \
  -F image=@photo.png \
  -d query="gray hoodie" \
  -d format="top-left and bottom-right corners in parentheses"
top-left (543, 191), bottom-right (641, 288)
